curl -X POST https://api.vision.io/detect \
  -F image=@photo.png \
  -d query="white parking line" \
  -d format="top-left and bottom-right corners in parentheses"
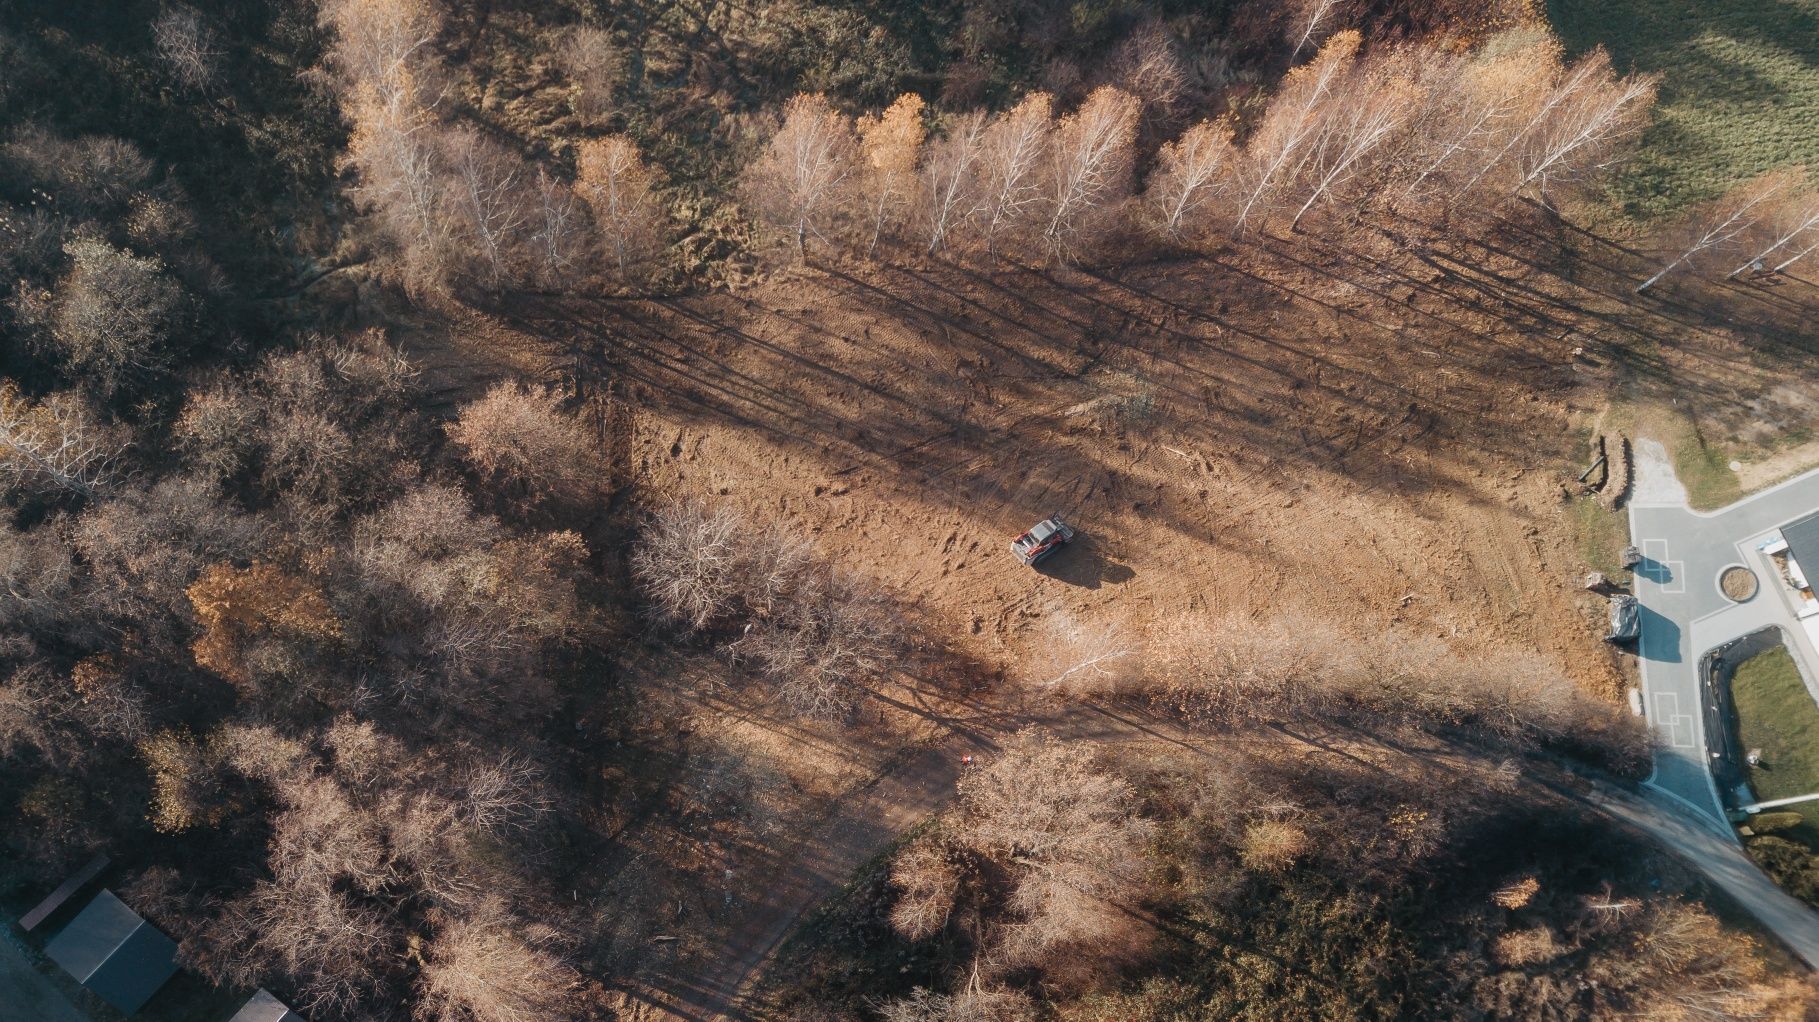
top-left (1652, 691), bottom-right (1698, 749)
top-left (1643, 538), bottom-right (1687, 594)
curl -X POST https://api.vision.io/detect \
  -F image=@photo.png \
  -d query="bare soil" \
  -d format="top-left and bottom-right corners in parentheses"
top-left (443, 213), bottom-right (1819, 1020)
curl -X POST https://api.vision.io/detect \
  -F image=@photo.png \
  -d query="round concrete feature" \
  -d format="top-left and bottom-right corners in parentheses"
top-left (1719, 564), bottom-right (1759, 603)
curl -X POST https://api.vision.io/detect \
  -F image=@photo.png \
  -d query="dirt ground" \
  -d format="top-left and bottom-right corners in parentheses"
top-left (498, 225), bottom-right (1642, 700)
top-left (418, 209), bottom-right (1819, 1019)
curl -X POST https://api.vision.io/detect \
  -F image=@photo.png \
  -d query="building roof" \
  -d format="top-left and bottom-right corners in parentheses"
top-left (1785, 513), bottom-right (1819, 589)
top-left (44, 889), bottom-right (179, 1015)
top-left (230, 989), bottom-right (305, 1022)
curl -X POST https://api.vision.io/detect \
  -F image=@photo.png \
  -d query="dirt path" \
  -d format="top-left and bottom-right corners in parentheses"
top-left (641, 698), bottom-right (1819, 1021)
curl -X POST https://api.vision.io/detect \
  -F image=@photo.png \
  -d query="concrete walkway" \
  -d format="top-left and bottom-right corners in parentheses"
top-left (1629, 444), bottom-right (1819, 832)
top-left (0, 928), bottom-right (87, 1022)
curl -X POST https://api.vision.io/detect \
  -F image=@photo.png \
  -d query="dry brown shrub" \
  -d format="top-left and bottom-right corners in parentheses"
top-left (888, 837), bottom-right (962, 940)
top-left (1238, 819), bottom-right (1308, 873)
top-left (1492, 926), bottom-right (1560, 966)
top-left (415, 901), bottom-right (580, 1022)
top-left (139, 728), bottom-right (232, 833)
top-left (446, 381), bottom-right (598, 507)
top-left (1491, 874), bottom-right (1540, 909)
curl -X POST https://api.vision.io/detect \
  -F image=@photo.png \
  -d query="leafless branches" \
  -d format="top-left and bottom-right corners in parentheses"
top-left (152, 5), bottom-right (220, 91)
top-left (442, 128), bottom-right (530, 290)
top-left (956, 729), bottom-right (1152, 964)
top-left (1234, 31), bottom-right (1359, 233)
top-left (0, 382), bottom-right (119, 501)
top-left (632, 500), bottom-right (906, 718)
top-left (1638, 171), bottom-right (1795, 292)
top-left (856, 94), bottom-right (927, 257)
top-left (1287, 0), bottom-right (1341, 64)
top-left (920, 111), bottom-right (986, 256)
top-left (446, 381), bottom-right (599, 507)
top-left (1042, 86), bottom-right (1140, 259)
top-left (577, 135), bottom-right (665, 282)
top-left (741, 93), bottom-right (857, 261)
top-left (1144, 117), bottom-right (1235, 241)
top-left (974, 93), bottom-right (1053, 257)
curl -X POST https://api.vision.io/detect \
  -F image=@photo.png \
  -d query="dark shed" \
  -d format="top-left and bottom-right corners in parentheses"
top-left (44, 889), bottom-right (178, 1015)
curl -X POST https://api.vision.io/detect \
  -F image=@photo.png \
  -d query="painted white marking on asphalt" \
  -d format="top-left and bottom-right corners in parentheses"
top-left (1652, 691), bottom-right (1697, 748)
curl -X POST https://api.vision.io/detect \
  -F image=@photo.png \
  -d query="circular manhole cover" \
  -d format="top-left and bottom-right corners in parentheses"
top-left (1720, 565), bottom-right (1759, 602)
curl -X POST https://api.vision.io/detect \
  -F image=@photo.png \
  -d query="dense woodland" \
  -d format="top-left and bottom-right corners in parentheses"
top-left (2, 0), bottom-right (1816, 1020)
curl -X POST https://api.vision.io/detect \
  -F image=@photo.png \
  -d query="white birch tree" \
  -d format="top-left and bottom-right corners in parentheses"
top-left (920, 110), bottom-right (986, 256)
top-left (1144, 117), bottom-right (1236, 240)
top-left (1042, 86), bottom-right (1141, 260)
top-left (974, 93), bottom-right (1054, 257)
top-left (741, 93), bottom-right (857, 261)
top-left (1638, 172), bottom-right (1792, 292)
top-left (1233, 31), bottom-right (1359, 234)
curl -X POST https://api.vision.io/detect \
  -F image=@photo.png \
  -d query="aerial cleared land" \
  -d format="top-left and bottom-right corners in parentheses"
top-left (4, 1), bottom-right (1819, 1020)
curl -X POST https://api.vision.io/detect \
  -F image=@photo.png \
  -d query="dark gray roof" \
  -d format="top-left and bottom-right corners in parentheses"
top-left (1786, 513), bottom-right (1819, 585)
top-left (231, 989), bottom-right (305, 1022)
top-left (44, 889), bottom-right (178, 1015)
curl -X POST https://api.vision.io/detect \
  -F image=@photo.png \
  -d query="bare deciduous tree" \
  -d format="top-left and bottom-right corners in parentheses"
top-left (1288, 55), bottom-right (1417, 230)
top-left (577, 135), bottom-right (665, 282)
top-left (1043, 86), bottom-right (1141, 260)
top-left (528, 167), bottom-right (589, 288)
top-left (346, 81), bottom-right (451, 291)
top-left (888, 837), bottom-right (962, 940)
top-left (1145, 117), bottom-right (1236, 241)
top-left (318, 0), bottom-right (443, 102)
top-left (152, 5), bottom-right (220, 90)
top-left (446, 381), bottom-right (599, 506)
top-left (1728, 179), bottom-right (1819, 277)
top-left (1393, 39), bottom-right (1554, 208)
top-left (46, 236), bottom-right (189, 398)
top-left (1110, 22), bottom-right (1189, 134)
top-left (1035, 611), bottom-right (1139, 693)
top-left (1287, 0), bottom-right (1341, 63)
top-left (957, 729), bottom-right (1152, 963)
top-left (416, 902), bottom-right (580, 1022)
top-left (1234, 31), bottom-right (1359, 233)
top-left (1510, 49), bottom-right (1656, 202)
top-left (1638, 171), bottom-right (1792, 292)
top-left (741, 93), bottom-right (857, 261)
top-left (974, 93), bottom-right (1053, 257)
top-left (443, 128), bottom-right (530, 289)
top-left (556, 25), bottom-right (620, 127)
top-left (0, 382), bottom-right (119, 501)
top-left (855, 93), bottom-right (926, 257)
top-left (920, 110), bottom-right (986, 256)
top-left (631, 501), bottom-right (746, 631)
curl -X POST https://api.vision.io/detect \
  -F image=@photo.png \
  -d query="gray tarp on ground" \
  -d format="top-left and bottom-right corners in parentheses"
top-left (44, 889), bottom-right (178, 1015)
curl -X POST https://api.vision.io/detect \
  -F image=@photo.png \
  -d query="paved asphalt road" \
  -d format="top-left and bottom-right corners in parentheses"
top-left (0, 928), bottom-right (86, 1022)
top-left (1587, 783), bottom-right (1819, 971)
top-left (1629, 442), bottom-right (1819, 833)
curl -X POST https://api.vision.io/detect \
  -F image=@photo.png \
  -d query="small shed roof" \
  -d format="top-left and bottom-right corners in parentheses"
top-left (1785, 513), bottom-right (1819, 589)
top-left (44, 889), bottom-right (178, 1015)
top-left (230, 988), bottom-right (305, 1022)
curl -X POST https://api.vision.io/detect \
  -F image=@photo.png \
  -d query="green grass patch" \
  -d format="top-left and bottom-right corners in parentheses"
top-left (1673, 418), bottom-right (1744, 511)
top-left (1548, 0), bottom-right (1819, 221)
top-left (1732, 645), bottom-right (1819, 840)
top-left (1567, 494), bottom-right (1632, 580)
